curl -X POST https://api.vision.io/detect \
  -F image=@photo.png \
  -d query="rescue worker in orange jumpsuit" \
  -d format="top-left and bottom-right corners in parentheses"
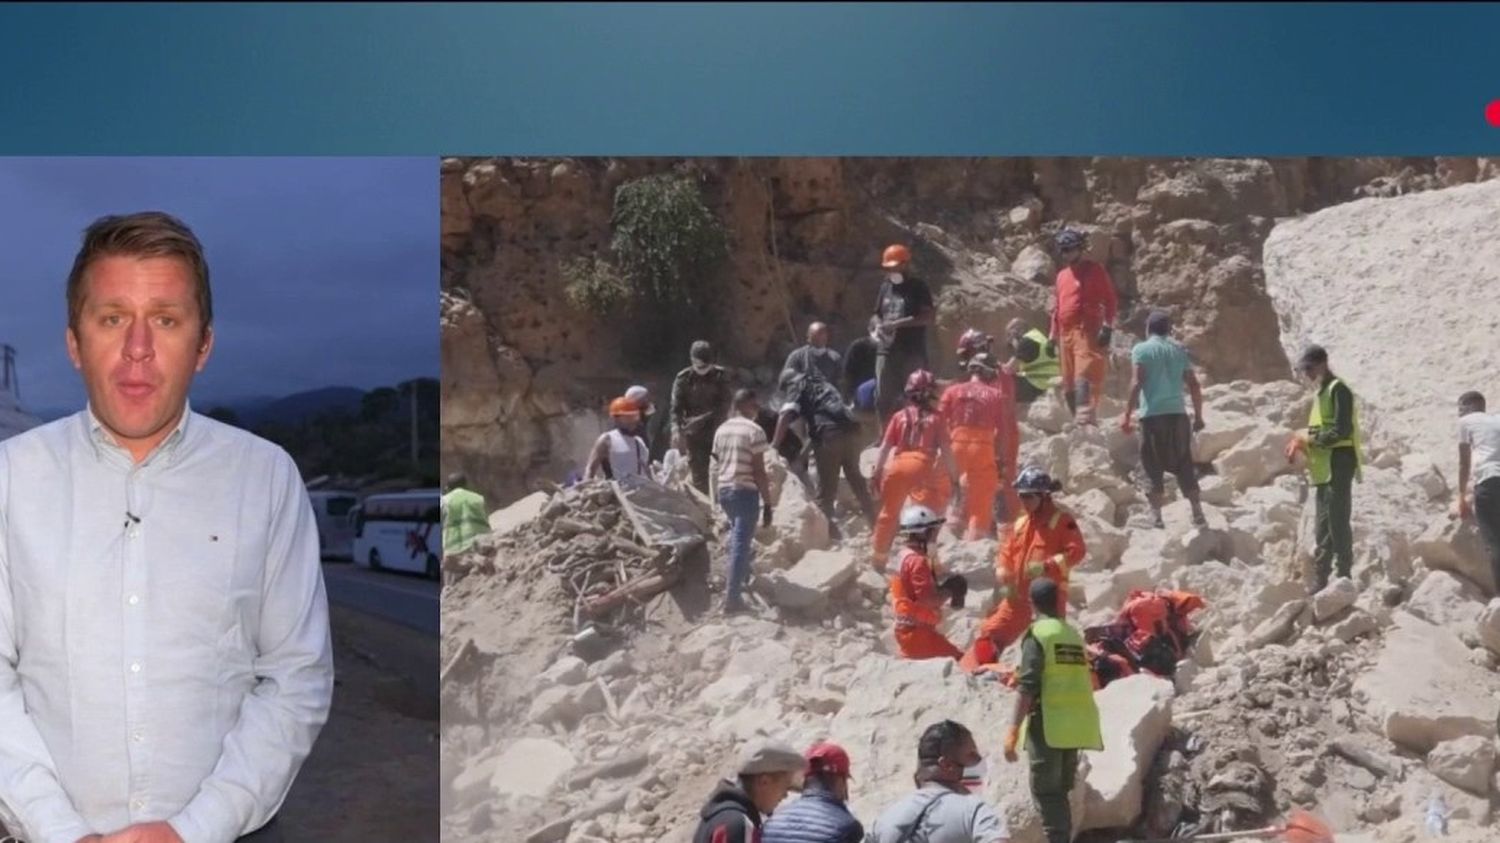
top-left (939, 352), bottom-right (1016, 540)
top-left (961, 468), bottom-right (1087, 671)
top-left (889, 505), bottom-right (969, 660)
top-left (1049, 228), bottom-right (1118, 425)
top-left (871, 370), bottom-right (961, 572)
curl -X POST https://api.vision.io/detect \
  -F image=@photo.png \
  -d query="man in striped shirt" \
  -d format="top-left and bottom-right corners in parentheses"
top-left (712, 389), bottom-right (774, 614)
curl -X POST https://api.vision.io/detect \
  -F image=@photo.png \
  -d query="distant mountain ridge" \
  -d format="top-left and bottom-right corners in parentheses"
top-left (224, 386), bottom-right (367, 427)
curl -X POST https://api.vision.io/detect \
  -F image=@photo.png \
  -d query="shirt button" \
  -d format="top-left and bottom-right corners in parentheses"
top-left (128, 594), bottom-right (140, 606)
top-left (131, 729), bottom-right (145, 742)
top-left (131, 799), bottom-right (144, 811)
top-left (129, 662), bottom-right (142, 674)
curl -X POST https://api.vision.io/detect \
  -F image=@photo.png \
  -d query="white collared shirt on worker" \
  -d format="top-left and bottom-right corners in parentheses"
top-left (0, 403), bottom-right (335, 843)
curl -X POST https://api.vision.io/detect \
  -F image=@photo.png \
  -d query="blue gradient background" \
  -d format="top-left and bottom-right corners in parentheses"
top-left (0, 2), bottom-right (1497, 154)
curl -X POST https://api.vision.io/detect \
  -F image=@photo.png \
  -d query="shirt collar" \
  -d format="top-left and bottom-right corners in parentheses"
top-left (84, 400), bottom-right (195, 466)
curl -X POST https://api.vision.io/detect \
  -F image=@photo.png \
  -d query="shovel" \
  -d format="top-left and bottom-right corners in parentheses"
top-left (1120, 809), bottom-right (1334, 843)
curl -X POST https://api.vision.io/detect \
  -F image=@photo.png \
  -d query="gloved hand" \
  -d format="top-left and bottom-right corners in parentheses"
top-left (1192, 413), bottom-right (1205, 433)
top-left (1003, 724), bottom-right (1020, 762)
top-left (939, 574), bottom-right (969, 609)
top-left (761, 503), bottom-right (773, 527)
top-left (1025, 559), bottom-right (1047, 578)
top-left (1096, 325), bottom-right (1113, 347)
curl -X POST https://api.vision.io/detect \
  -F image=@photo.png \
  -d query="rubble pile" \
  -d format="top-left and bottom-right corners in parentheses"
top-left (442, 373), bottom-right (1500, 843)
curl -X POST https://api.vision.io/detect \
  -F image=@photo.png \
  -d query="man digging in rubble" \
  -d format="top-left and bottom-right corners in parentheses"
top-left (672, 339), bottom-right (735, 495)
top-left (1456, 390), bottom-right (1500, 592)
top-left (866, 720), bottom-right (1009, 843)
top-left (772, 370), bottom-right (875, 540)
top-left (888, 505), bottom-right (968, 661)
top-left (871, 370), bottom-right (961, 573)
top-left (1004, 578), bottom-right (1102, 843)
top-left (872, 244), bottom-right (935, 427)
top-left (1003, 317), bottom-right (1061, 415)
top-left (961, 469), bottom-right (1085, 674)
top-left (762, 742), bottom-right (863, 843)
top-left (693, 738), bottom-right (806, 843)
top-left (1048, 228), bottom-right (1117, 425)
top-left (1120, 309), bottom-right (1208, 529)
top-left (585, 396), bottom-right (652, 483)
top-left (1284, 345), bottom-right (1361, 592)
top-left (939, 352), bottom-right (1016, 540)
top-left (712, 389), bottom-right (775, 614)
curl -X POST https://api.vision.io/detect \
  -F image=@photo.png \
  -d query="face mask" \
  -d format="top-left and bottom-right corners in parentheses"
top-left (961, 759), bottom-right (988, 793)
top-left (887, 272), bottom-right (904, 284)
top-left (691, 361), bottom-right (711, 374)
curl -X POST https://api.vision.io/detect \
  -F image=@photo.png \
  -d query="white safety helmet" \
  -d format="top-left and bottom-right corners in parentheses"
top-left (898, 505), bottom-right (945, 534)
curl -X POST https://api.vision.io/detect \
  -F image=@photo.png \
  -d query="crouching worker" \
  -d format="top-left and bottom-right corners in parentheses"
top-left (694, 738), bottom-right (807, 843)
top-left (890, 505), bottom-right (969, 661)
top-left (1004, 578), bottom-right (1103, 843)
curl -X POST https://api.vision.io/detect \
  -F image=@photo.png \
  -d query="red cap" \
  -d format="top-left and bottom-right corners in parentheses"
top-left (805, 742), bottom-right (853, 779)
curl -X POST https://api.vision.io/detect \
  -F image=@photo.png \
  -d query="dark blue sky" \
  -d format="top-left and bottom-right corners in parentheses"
top-left (0, 157), bottom-right (436, 416)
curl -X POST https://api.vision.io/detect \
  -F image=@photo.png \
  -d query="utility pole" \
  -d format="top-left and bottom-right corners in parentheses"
top-left (410, 379), bottom-right (419, 471)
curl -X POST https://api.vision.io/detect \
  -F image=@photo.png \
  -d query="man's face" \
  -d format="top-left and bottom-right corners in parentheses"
top-left (749, 771), bottom-right (795, 813)
top-left (1020, 492), bottom-right (1043, 513)
top-left (66, 255), bottom-right (212, 461)
top-left (1061, 246), bottom-right (1083, 265)
top-left (809, 324), bottom-right (829, 348)
top-left (1298, 362), bottom-right (1324, 384)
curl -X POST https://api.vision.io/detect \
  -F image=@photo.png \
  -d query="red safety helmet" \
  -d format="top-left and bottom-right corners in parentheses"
top-left (881, 244), bottom-right (911, 269)
top-left (904, 369), bottom-right (936, 398)
top-left (608, 397), bottom-right (641, 418)
top-left (956, 328), bottom-right (992, 357)
top-left (805, 742), bottom-right (854, 779)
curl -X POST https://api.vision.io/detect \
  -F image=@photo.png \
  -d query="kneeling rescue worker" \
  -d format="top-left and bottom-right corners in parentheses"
top-left (962, 468), bottom-right (1085, 672)
top-left (889, 505), bottom-right (969, 661)
top-left (871, 369), bottom-right (960, 571)
top-left (1004, 577), bottom-right (1103, 843)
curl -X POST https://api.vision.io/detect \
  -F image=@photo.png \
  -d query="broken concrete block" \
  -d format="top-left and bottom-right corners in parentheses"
top-left (1426, 736), bottom-right (1496, 795)
top-left (1076, 514), bottom-right (1130, 570)
top-left (1412, 515), bottom-right (1496, 595)
top-left (770, 474), bottom-right (831, 562)
top-left (1217, 425), bottom-right (1292, 491)
top-left (1400, 453), bottom-right (1448, 500)
top-left (1312, 577), bottom-right (1358, 622)
top-left (1353, 613), bottom-right (1500, 753)
top-left (1191, 412), bottom-right (1260, 462)
top-left (698, 674), bottom-right (758, 712)
top-left (1329, 609), bottom-right (1379, 643)
top-left (1479, 599), bottom-right (1500, 655)
top-left (1071, 488), bottom-right (1117, 525)
top-left (1197, 475), bottom-right (1235, 507)
top-left (765, 549), bottom-right (859, 610)
top-left (1081, 675), bottom-right (1176, 831)
top-left (540, 656), bottom-right (589, 688)
top-left (1406, 570), bottom-right (1487, 628)
top-left (1247, 600), bottom-right (1306, 648)
top-left (490, 738), bottom-right (575, 799)
top-left (491, 491), bottom-right (549, 536)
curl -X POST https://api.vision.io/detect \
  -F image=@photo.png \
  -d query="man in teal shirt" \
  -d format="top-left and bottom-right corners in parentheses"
top-left (1121, 310), bottom-right (1206, 528)
top-left (441, 472), bottom-right (490, 557)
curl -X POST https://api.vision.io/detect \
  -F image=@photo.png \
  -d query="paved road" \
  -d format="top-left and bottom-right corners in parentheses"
top-left (321, 562), bottom-right (439, 636)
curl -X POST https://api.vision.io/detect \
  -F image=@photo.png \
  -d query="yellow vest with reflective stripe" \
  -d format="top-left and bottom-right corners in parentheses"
top-left (1019, 328), bottom-right (1060, 392)
top-left (1022, 617), bottom-right (1103, 751)
top-left (1306, 376), bottom-right (1362, 486)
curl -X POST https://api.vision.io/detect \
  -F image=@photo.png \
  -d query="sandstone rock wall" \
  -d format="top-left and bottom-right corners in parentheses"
top-left (442, 157), bottom-right (1499, 505)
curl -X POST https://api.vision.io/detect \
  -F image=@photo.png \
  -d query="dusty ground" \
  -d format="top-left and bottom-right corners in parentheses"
top-left (279, 605), bottom-right (439, 841)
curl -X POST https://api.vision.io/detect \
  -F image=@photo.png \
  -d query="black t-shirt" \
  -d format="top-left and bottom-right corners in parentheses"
top-left (874, 276), bottom-right (934, 355)
top-left (1013, 335), bottom-right (1041, 364)
top-left (756, 406), bottom-right (804, 463)
top-left (783, 377), bottom-right (857, 441)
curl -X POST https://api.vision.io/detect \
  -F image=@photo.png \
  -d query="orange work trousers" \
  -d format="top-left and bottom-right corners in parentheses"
top-left (950, 428), bottom-right (1000, 540)
top-left (896, 624), bottom-right (964, 661)
top-left (1059, 322), bottom-right (1106, 411)
top-left (1000, 416), bottom-right (1022, 528)
top-left (960, 585), bottom-right (1071, 669)
top-left (872, 451), bottom-right (952, 567)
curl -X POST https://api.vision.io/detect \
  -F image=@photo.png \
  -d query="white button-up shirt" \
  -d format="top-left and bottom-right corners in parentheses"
top-left (0, 406), bottom-right (334, 843)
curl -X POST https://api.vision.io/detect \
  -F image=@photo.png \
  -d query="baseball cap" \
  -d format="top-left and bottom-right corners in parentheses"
top-left (738, 738), bottom-right (805, 776)
top-left (805, 742), bottom-right (854, 779)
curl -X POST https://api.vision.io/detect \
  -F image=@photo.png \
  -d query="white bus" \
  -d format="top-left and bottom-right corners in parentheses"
top-left (351, 489), bottom-right (442, 579)
top-left (307, 490), bottom-right (360, 560)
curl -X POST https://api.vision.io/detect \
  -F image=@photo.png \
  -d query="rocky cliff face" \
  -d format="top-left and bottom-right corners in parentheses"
top-left (442, 156), bottom-right (1499, 505)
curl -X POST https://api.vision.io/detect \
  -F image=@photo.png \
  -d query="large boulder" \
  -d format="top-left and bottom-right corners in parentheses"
top-left (768, 473), bottom-right (831, 563)
top-left (490, 491), bottom-right (549, 535)
top-left (763, 549), bottom-right (860, 611)
top-left (1352, 613), bottom-right (1500, 753)
top-left (1192, 412), bottom-right (1261, 462)
top-left (1405, 570), bottom-right (1487, 629)
top-left (1401, 453), bottom-right (1449, 501)
top-left (1080, 676), bottom-right (1176, 832)
top-left (830, 658), bottom-right (1088, 843)
top-left (1216, 425), bottom-right (1293, 491)
top-left (1426, 736), bottom-right (1497, 796)
top-left (489, 738), bottom-right (576, 799)
top-left (1479, 599), bottom-right (1500, 656)
top-left (1412, 515), bottom-right (1496, 595)
top-left (1311, 578), bottom-right (1358, 623)
top-left (1076, 513), bottom-right (1130, 571)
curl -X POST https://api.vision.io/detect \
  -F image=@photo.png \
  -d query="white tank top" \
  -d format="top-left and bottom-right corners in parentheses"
top-left (605, 429), bottom-right (649, 480)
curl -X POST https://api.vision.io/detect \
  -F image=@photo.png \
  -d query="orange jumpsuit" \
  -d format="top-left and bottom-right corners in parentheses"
top-left (939, 378), bottom-right (1014, 540)
top-left (960, 501), bottom-right (1087, 671)
top-left (872, 406), bottom-right (953, 568)
top-left (1050, 259), bottom-right (1118, 414)
top-left (890, 546), bottom-right (964, 660)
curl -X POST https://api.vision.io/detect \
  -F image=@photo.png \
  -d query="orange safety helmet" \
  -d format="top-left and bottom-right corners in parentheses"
top-left (881, 244), bottom-right (911, 269)
top-left (608, 397), bottom-right (641, 418)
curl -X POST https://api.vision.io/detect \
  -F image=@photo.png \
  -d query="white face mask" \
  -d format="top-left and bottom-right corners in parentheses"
top-left (887, 272), bottom-right (904, 285)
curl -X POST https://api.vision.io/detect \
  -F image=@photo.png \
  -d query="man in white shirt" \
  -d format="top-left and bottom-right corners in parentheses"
top-left (0, 212), bottom-right (334, 843)
top-left (1457, 390), bottom-right (1500, 592)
